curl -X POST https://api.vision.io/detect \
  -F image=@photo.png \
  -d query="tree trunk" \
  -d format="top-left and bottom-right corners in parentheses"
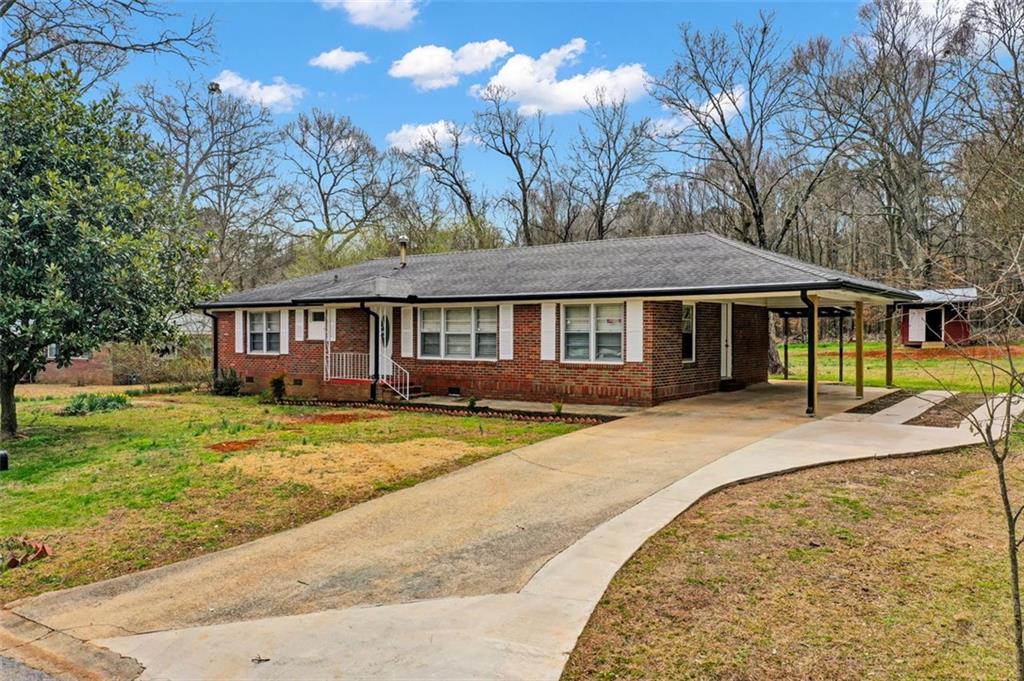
top-left (996, 456), bottom-right (1024, 681)
top-left (0, 375), bottom-right (17, 439)
top-left (767, 314), bottom-right (785, 375)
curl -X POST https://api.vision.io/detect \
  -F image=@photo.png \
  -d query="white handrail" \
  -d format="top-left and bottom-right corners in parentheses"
top-left (325, 351), bottom-right (411, 401)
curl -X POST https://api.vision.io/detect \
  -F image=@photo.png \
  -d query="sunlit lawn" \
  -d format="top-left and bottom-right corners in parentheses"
top-left (775, 341), bottom-right (1023, 392)
top-left (0, 392), bottom-right (581, 603)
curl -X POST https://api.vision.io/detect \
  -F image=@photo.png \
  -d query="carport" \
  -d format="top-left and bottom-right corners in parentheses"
top-left (678, 287), bottom-right (915, 416)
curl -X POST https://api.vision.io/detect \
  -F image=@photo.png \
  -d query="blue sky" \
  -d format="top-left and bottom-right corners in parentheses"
top-left (118, 1), bottom-right (863, 191)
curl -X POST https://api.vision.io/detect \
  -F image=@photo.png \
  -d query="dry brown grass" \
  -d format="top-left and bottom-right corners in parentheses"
top-left (564, 448), bottom-right (1018, 680)
top-left (225, 438), bottom-right (489, 494)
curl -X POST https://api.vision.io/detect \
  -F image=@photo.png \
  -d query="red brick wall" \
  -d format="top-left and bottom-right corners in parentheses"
top-left (215, 309), bottom-right (369, 399)
top-left (649, 302), bottom-right (722, 401)
top-left (394, 304), bottom-right (653, 405)
top-left (34, 347), bottom-right (115, 385)
top-left (731, 303), bottom-right (770, 386)
top-left (216, 301), bottom-right (769, 407)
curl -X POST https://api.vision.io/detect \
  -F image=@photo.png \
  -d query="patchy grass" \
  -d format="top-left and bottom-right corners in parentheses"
top-left (14, 383), bottom-right (184, 401)
top-left (775, 341), bottom-right (1024, 392)
top-left (0, 393), bottom-right (581, 603)
top-left (564, 448), bottom-right (1020, 680)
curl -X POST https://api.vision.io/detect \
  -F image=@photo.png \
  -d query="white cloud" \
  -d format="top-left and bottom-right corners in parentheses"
top-left (477, 38), bottom-right (648, 115)
top-left (309, 47), bottom-right (371, 73)
top-left (317, 0), bottom-right (418, 30)
top-left (214, 69), bottom-right (305, 113)
top-left (385, 120), bottom-right (455, 151)
top-left (389, 39), bottom-right (513, 90)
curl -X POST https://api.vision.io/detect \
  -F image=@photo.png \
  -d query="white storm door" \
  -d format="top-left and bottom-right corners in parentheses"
top-left (720, 302), bottom-right (733, 378)
top-left (369, 306), bottom-right (394, 378)
top-left (908, 308), bottom-right (926, 343)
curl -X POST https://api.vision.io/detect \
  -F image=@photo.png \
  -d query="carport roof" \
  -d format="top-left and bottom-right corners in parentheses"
top-left (202, 232), bottom-right (917, 308)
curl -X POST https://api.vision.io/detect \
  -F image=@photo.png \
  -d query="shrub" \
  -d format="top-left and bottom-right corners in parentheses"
top-left (467, 395), bottom-right (478, 411)
top-left (269, 374), bottom-right (287, 401)
top-left (552, 401), bottom-right (564, 415)
top-left (212, 368), bottom-right (242, 397)
top-left (59, 392), bottom-right (130, 415)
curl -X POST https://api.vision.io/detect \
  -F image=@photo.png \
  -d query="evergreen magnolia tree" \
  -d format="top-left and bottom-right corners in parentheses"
top-left (0, 67), bottom-right (209, 438)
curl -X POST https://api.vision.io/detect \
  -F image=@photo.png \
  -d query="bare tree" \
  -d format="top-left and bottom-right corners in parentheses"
top-left (531, 162), bottom-right (586, 244)
top-left (283, 109), bottom-right (411, 271)
top-left (651, 11), bottom-right (840, 251)
top-left (137, 80), bottom-right (290, 288)
top-left (402, 122), bottom-right (487, 229)
top-left (0, 0), bottom-right (214, 89)
top-left (570, 90), bottom-right (654, 240)
top-left (473, 85), bottom-right (552, 245)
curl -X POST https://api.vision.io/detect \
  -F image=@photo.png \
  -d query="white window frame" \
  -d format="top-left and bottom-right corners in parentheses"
top-left (681, 302), bottom-right (696, 363)
top-left (417, 305), bottom-right (500, 362)
top-left (247, 310), bottom-right (282, 355)
top-left (560, 302), bottom-right (625, 365)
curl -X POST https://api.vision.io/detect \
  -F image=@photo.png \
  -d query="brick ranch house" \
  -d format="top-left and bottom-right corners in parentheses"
top-left (200, 233), bottom-right (917, 413)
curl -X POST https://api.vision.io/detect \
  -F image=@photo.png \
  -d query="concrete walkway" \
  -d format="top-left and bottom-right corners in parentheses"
top-left (4, 383), bottom-right (1014, 680)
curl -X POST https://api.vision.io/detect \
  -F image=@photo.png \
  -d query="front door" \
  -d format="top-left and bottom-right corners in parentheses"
top-left (368, 305), bottom-right (393, 378)
top-left (720, 302), bottom-right (733, 378)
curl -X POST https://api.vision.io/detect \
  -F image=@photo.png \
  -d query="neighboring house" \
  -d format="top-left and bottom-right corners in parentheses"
top-left (31, 313), bottom-right (213, 386)
top-left (897, 287), bottom-right (977, 348)
top-left (201, 233), bottom-right (916, 412)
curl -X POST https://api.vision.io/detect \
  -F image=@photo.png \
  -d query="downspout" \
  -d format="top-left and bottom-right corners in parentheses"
top-left (202, 310), bottom-right (219, 383)
top-left (360, 302), bottom-right (379, 402)
top-left (800, 290), bottom-right (815, 416)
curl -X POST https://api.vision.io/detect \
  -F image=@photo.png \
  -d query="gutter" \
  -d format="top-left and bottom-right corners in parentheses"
top-left (198, 281), bottom-right (920, 310)
top-left (360, 302), bottom-right (379, 402)
top-left (202, 310), bottom-right (219, 383)
top-left (800, 290), bottom-right (816, 417)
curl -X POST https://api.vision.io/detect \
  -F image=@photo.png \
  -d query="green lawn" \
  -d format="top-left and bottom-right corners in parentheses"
top-left (0, 392), bottom-right (580, 603)
top-left (775, 341), bottom-right (1023, 392)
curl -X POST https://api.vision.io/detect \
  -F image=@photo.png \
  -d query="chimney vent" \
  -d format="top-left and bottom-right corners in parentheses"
top-left (398, 235), bottom-right (409, 268)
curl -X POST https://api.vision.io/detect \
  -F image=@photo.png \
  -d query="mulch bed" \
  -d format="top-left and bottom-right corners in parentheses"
top-left (207, 438), bottom-right (263, 453)
top-left (270, 398), bottom-right (616, 425)
top-left (846, 389), bottom-right (916, 415)
top-left (820, 345), bottom-right (1024, 361)
top-left (906, 393), bottom-right (988, 428)
top-left (286, 411), bottom-right (392, 425)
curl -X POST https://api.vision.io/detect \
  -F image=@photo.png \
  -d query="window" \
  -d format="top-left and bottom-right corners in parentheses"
top-left (419, 306), bottom-right (500, 360)
top-left (681, 303), bottom-right (696, 362)
top-left (475, 307), bottom-right (498, 359)
top-left (562, 303), bottom-right (624, 363)
top-left (420, 308), bottom-right (442, 357)
top-left (248, 311), bottom-right (280, 353)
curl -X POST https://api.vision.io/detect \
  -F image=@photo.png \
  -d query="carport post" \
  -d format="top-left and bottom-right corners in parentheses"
top-left (838, 316), bottom-right (844, 383)
top-left (783, 316), bottom-right (790, 380)
top-left (800, 290), bottom-right (818, 416)
top-left (855, 302), bottom-right (864, 399)
top-left (885, 304), bottom-right (895, 388)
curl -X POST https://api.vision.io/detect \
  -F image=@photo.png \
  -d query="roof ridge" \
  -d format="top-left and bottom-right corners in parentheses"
top-left (360, 231), bottom-right (715, 264)
top-left (701, 232), bottom-right (839, 284)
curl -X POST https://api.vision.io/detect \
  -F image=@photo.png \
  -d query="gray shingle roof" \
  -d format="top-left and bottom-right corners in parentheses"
top-left (203, 232), bottom-right (915, 308)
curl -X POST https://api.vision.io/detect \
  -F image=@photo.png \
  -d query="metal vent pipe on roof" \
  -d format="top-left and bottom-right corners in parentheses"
top-left (398, 235), bottom-right (409, 267)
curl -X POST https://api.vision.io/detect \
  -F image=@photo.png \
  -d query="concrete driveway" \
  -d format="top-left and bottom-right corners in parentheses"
top-left (2, 382), bottom-right (1007, 680)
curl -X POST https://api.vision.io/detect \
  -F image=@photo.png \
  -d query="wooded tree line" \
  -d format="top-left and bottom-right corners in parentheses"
top-left (3, 0), bottom-right (1024, 294)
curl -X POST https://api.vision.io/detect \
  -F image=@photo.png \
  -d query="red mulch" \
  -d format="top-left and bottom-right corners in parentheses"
top-left (286, 411), bottom-right (392, 425)
top-left (820, 346), bottom-right (1024, 361)
top-left (208, 438), bottom-right (264, 453)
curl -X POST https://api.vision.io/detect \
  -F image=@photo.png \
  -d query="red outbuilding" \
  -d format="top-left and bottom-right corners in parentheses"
top-left (897, 288), bottom-right (977, 348)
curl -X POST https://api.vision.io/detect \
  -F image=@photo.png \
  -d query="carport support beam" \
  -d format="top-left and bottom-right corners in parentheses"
top-left (838, 316), bottom-right (844, 383)
top-left (783, 317), bottom-right (790, 380)
top-left (855, 302), bottom-right (864, 399)
top-left (800, 290), bottom-right (818, 416)
top-left (885, 304), bottom-right (895, 388)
